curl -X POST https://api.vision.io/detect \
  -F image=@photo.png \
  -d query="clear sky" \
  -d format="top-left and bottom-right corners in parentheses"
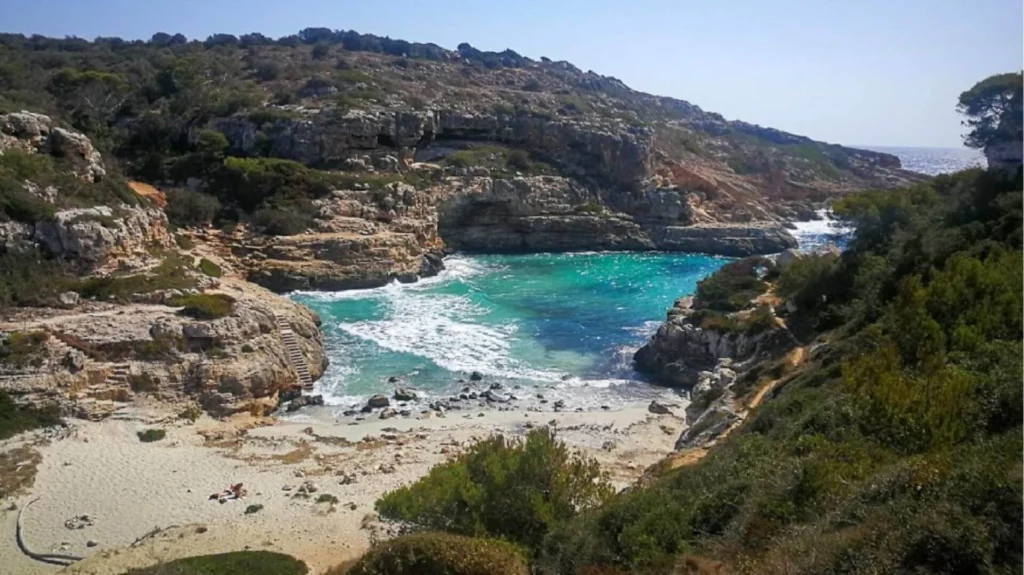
top-left (4, 0), bottom-right (1021, 147)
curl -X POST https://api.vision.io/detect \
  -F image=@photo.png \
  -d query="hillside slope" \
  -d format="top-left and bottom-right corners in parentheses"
top-left (0, 30), bottom-right (924, 290)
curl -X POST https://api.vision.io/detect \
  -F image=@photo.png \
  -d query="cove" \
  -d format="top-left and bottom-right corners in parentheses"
top-left (292, 252), bottom-right (730, 408)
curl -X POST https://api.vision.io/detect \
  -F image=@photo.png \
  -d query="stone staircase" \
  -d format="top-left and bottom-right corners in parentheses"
top-left (274, 312), bottom-right (314, 392)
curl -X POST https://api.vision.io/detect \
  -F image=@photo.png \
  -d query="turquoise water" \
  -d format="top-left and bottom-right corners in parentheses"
top-left (292, 253), bottom-right (730, 407)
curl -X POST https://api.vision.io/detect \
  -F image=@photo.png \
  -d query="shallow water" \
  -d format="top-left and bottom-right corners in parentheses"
top-left (292, 252), bottom-right (732, 408)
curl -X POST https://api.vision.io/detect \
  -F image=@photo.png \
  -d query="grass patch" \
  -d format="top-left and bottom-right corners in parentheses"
top-left (198, 258), bottom-right (223, 277)
top-left (124, 551), bottom-right (307, 575)
top-left (169, 293), bottom-right (236, 320)
top-left (0, 148), bottom-right (140, 223)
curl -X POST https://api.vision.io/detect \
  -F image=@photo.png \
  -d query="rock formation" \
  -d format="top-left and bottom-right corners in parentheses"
top-left (0, 115), bottom-right (328, 420)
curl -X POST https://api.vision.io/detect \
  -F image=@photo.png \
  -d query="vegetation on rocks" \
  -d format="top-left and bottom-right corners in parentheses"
top-left (343, 532), bottom-right (528, 575)
top-left (693, 257), bottom-right (773, 312)
top-left (0, 148), bottom-right (139, 223)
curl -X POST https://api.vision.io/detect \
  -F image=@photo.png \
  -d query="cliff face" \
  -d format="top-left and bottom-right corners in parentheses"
top-left (438, 176), bottom-right (796, 255)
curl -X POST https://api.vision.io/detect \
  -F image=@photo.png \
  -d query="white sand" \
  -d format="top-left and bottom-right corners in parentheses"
top-left (0, 400), bottom-right (686, 575)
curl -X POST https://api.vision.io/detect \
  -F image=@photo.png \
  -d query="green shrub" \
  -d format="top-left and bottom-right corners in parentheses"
top-left (252, 207), bottom-right (313, 236)
top-left (166, 189), bottom-right (221, 228)
top-left (346, 532), bottom-right (528, 575)
top-left (776, 253), bottom-right (839, 311)
top-left (316, 493), bottom-right (339, 504)
top-left (124, 551), bottom-right (308, 575)
top-left (245, 503), bottom-right (264, 514)
top-left (0, 390), bottom-right (61, 440)
top-left (376, 427), bottom-right (612, 554)
top-left (0, 248), bottom-right (78, 309)
top-left (198, 258), bottom-right (222, 277)
top-left (137, 429), bottom-right (166, 442)
top-left (241, 344), bottom-right (255, 353)
top-left (170, 293), bottom-right (235, 320)
top-left (694, 257), bottom-right (771, 312)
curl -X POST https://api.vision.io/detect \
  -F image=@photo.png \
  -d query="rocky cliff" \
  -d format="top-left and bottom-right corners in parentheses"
top-left (1, 115), bottom-right (328, 420)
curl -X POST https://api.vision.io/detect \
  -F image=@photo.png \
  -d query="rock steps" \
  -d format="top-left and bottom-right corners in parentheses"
top-left (274, 312), bottom-right (314, 392)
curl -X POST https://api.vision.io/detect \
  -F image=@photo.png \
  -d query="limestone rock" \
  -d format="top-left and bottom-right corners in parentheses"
top-left (57, 291), bottom-right (80, 309)
top-left (393, 387), bottom-right (418, 401)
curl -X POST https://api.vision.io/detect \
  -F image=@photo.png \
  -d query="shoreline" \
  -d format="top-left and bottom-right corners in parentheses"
top-left (0, 395), bottom-right (687, 575)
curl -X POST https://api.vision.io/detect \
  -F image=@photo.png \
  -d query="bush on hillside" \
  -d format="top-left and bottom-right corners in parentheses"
top-left (342, 532), bottom-right (528, 575)
top-left (694, 257), bottom-right (772, 312)
top-left (775, 253), bottom-right (839, 311)
top-left (169, 293), bottom-right (236, 320)
top-left (123, 551), bottom-right (308, 575)
top-left (376, 427), bottom-right (613, 554)
top-left (252, 206), bottom-right (314, 236)
top-left (0, 248), bottom-right (78, 309)
top-left (165, 188), bottom-right (221, 228)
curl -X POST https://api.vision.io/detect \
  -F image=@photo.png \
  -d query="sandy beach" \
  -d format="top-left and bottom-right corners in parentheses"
top-left (0, 395), bottom-right (687, 575)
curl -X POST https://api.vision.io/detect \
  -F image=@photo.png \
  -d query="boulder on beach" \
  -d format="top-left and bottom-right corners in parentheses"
top-left (367, 395), bottom-right (390, 409)
top-left (393, 387), bottom-right (418, 401)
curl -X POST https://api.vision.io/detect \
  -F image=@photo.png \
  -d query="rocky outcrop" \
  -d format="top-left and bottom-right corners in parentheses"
top-left (0, 280), bottom-right (327, 420)
top-left (32, 205), bottom-right (172, 267)
top-left (1, 111), bottom-right (106, 181)
top-left (634, 297), bottom-right (796, 388)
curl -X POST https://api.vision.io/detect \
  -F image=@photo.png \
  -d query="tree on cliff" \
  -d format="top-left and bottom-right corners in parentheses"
top-left (957, 72), bottom-right (1023, 149)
